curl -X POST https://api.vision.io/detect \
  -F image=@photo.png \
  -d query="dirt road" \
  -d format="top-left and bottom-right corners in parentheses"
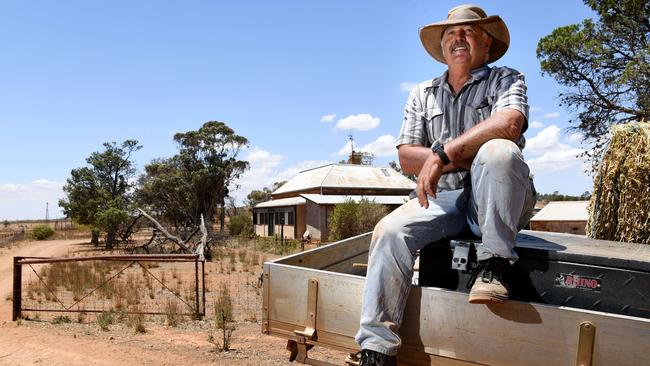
top-left (0, 239), bottom-right (83, 321)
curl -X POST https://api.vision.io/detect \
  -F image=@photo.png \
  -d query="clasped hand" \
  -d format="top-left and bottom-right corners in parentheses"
top-left (416, 153), bottom-right (444, 209)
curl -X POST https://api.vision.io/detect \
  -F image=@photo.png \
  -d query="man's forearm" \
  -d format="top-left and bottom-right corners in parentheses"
top-left (398, 108), bottom-right (525, 175)
top-left (444, 109), bottom-right (525, 162)
top-left (399, 145), bottom-right (472, 175)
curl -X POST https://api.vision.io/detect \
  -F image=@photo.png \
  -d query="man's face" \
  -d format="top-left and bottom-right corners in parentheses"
top-left (441, 24), bottom-right (492, 69)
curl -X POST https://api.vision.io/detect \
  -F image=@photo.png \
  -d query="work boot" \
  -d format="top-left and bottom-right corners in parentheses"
top-left (357, 349), bottom-right (397, 366)
top-left (467, 257), bottom-right (510, 304)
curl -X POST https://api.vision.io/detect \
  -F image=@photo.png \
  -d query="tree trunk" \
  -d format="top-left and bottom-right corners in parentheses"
top-left (91, 230), bottom-right (100, 246)
top-left (106, 231), bottom-right (115, 250)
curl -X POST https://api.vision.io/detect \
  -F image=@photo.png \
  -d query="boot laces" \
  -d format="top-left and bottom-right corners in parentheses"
top-left (466, 258), bottom-right (507, 289)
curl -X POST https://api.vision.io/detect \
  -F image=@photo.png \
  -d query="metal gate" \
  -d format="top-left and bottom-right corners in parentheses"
top-left (13, 254), bottom-right (205, 321)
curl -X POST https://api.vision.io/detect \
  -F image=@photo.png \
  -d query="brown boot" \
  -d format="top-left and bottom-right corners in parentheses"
top-left (467, 257), bottom-right (510, 304)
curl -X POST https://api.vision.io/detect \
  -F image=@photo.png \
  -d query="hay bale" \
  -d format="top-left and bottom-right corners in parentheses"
top-left (587, 122), bottom-right (650, 244)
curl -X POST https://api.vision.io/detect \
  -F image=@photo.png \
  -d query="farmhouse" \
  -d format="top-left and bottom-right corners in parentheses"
top-left (528, 200), bottom-right (590, 235)
top-left (252, 164), bottom-right (415, 242)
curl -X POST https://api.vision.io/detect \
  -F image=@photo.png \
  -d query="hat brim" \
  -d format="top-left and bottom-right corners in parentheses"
top-left (419, 15), bottom-right (510, 64)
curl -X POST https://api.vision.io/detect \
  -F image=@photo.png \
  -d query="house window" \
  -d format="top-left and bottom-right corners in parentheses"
top-left (253, 212), bottom-right (258, 225)
top-left (288, 211), bottom-right (294, 225)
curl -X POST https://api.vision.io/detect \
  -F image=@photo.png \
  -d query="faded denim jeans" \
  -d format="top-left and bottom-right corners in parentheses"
top-left (355, 139), bottom-right (536, 356)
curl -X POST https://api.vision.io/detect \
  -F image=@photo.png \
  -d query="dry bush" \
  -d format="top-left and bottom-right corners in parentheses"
top-left (211, 284), bottom-right (235, 352)
top-left (127, 305), bottom-right (146, 333)
top-left (164, 298), bottom-right (182, 327)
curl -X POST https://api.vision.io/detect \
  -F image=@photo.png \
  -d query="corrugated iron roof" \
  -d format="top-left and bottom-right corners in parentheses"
top-left (272, 164), bottom-right (416, 195)
top-left (254, 196), bottom-right (306, 208)
top-left (300, 194), bottom-right (410, 205)
top-left (530, 201), bottom-right (590, 221)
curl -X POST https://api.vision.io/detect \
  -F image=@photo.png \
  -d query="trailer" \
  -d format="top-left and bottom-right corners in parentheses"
top-left (261, 230), bottom-right (650, 365)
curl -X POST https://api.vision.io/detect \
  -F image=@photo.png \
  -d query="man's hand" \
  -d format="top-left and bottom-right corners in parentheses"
top-left (416, 153), bottom-right (445, 208)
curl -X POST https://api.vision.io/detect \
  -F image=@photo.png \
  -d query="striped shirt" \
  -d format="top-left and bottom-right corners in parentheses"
top-left (397, 65), bottom-right (529, 191)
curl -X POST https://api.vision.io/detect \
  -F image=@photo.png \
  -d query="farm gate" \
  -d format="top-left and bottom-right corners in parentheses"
top-left (12, 254), bottom-right (205, 321)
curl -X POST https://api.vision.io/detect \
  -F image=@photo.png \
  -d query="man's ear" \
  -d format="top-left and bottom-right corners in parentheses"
top-left (484, 35), bottom-right (493, 52)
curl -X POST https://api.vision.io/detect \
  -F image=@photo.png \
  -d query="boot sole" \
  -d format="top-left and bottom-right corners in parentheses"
top-left (468, 292), bottom-right (508, 304)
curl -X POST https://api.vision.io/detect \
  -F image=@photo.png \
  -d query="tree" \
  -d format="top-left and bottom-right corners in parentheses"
top-left (328, 198), bottom-right (388, 241)
top-left (59, 140), bottom-right (142, 249)
top-left (228, 214), bottom-right (253, 236)
top-left (137, 121), bottom-right (249, 231)
top-left (537, 0), bottom-right (649, 161)
top-left (2, 220), bottom-right (9, 228)
top-left (245, 181), bottom-right (286, 208)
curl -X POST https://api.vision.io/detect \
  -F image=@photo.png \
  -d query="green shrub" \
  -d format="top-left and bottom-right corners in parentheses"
top-left (52, 315), bottom-right (72, 324)
top-left (31, 225), bottom-right (55, 240)
top-left (328, 199), bottom-right (388, 241)
top-left (97, 311), bottom-right (114, 331)
top-left (228, 214), bottom-right (253, 236)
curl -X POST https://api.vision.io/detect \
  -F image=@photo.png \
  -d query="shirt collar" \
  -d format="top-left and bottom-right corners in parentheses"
top-left (437, 64), bottom-right (491, 94)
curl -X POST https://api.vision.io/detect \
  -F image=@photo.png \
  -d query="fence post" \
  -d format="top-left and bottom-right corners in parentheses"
top-left (194, 256), bottom-right (200, 319)
top-left (12, 257), bottom-right (22, 321)
top-left (201, 260), bottom-right (206, 317)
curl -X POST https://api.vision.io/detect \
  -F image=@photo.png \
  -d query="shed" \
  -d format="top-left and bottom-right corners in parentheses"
top-left (528, 201), bottom-right (590, 235)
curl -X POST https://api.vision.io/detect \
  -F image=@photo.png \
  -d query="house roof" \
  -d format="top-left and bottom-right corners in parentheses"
top-left (301, 194), bottom-right (410, 205)
top-left (530, 201), bottom-right (590, 222)
top-left (272, 164), bottom-right (416, 196)
top-left (254, 196), bottom-right (306, 208)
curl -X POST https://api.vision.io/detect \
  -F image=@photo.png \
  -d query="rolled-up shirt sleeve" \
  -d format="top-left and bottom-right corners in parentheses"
top-left (492, 71), bottom-right (529, 133)
top-left (396, 85), bottom-right (427, 148)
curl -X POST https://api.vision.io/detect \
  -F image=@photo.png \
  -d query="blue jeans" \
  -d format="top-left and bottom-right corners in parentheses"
top-left (355, 139), bottom-right (536, 356)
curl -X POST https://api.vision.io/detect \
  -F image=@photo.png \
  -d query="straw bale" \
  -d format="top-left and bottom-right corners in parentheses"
top-left (587, 122), bottom-right (650, 244)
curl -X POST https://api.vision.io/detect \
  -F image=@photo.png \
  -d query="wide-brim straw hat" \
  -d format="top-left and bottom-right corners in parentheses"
top-left (419, 4), bottom-right (510, 64)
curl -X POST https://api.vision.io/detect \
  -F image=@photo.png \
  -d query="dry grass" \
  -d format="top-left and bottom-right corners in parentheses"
top-left (588, 122), bottom-right (650, 244)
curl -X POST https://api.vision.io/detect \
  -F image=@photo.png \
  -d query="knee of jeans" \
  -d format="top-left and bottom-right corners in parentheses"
top-left (370, 216), bottom-right (406, 253)
top-left (474, 139), bottom-right (521, 171)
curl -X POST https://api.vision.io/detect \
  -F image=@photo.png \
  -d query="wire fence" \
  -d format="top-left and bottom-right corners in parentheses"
top-left (12, 232), bottom-right (306, 326)
top-left (14, 255), bottom-right (205, 323)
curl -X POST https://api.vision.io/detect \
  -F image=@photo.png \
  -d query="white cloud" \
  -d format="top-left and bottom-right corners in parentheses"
top-left (527, 148), bottom-right (586, 174)
top-left (526, 125), bottom-right (564, 154)
top-left (231, 147), bottom-right (285, 203)
top-left (320, 114), bottom-right (336, 122)
top-left (543, 112), bottom-right (560, 119)
top-left (400, 82), bottom-right (417, 92)
top-left (338, 135), bottom-right (397, 157)
top-left (230, 147), bottom-right (332, 205)
top-left (335, 114), bottom-right (380, 131)
top-left (567, 132), bottom-right (583, 144)
top-left (524, 124), bottom-right (587, 175)
top-left (0, 179), bottom-right (65, 220)
top-left (338, 140), bottom-right (355, 157)
top-left (530, 106), bottom-right (542, 112)
top-left (530, 120), bottom-right (545, 129)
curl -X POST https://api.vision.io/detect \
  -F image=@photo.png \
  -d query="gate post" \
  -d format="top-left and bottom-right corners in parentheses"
top-left (194, 257), bottom-right (200, 319)
top-left (12, 257), bottom-right (22, 321)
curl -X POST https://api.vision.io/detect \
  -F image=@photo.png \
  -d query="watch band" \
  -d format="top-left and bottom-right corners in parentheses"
top-left (432, 143), bottom-right (451, 165)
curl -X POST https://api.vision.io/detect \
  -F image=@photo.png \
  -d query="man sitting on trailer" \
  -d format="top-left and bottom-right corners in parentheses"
top-left (355, 4), bottom-right (536, 365)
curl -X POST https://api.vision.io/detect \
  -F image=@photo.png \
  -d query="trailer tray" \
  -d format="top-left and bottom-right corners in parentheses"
top-left (262, 230), bottom-right (650, 365)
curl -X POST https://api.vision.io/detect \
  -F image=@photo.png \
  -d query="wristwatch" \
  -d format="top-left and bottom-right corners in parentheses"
top-left (431, 142), bottom-right (451, 165)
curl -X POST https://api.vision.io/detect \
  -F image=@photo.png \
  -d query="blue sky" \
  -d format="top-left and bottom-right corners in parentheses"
top-left (0, 1), bottom-right (597, 220)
